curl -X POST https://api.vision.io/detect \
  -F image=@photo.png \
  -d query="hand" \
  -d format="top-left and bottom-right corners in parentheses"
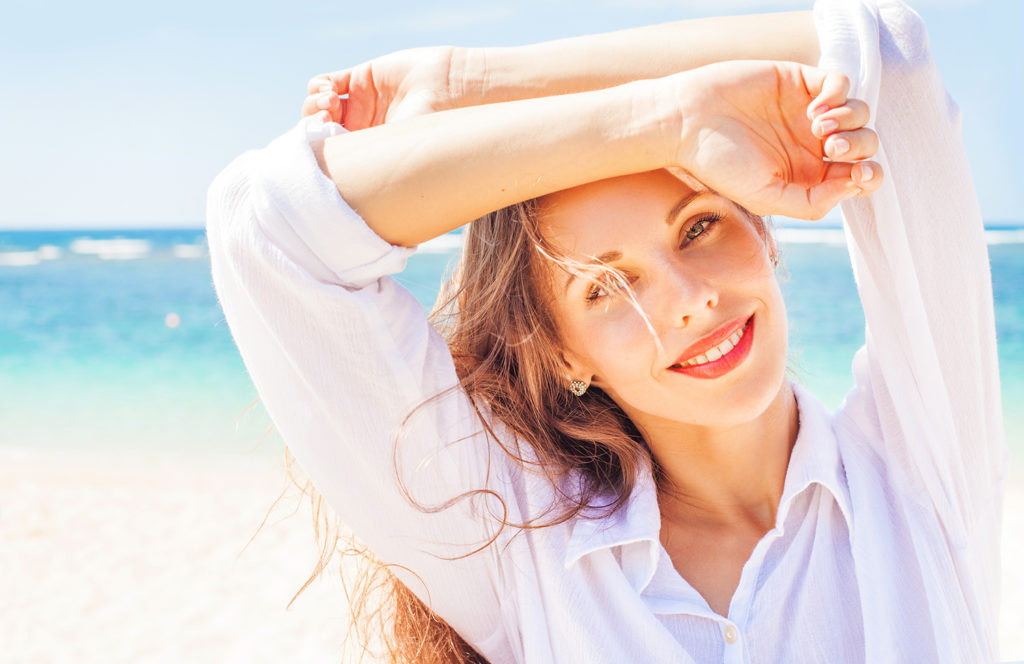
top-left (302, 46), bottom-right (472, 130)
top-left (669, 61), bottom-right (882, 220)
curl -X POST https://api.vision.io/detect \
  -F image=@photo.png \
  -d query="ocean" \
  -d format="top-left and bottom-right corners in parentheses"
top-left (1, 226), bottom-right (1021, 456)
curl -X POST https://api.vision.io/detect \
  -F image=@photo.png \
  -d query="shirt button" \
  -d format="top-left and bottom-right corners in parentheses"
top-left (723, 624), bottom-right (739, 644)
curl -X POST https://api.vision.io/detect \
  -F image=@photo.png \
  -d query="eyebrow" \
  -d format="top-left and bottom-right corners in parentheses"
top-left (664, 190), bottom-right (708, 225)
top-left (561, 190), bottom-right (706, 295)
top-left (563, 251), bottom-right (622, 294)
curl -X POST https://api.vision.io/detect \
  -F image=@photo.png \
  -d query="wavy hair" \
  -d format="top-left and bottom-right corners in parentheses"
top-left (288, 193), bottom-right (775, 663)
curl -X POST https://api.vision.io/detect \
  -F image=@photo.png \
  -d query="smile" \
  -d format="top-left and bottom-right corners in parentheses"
top-left (667, 316), bottom-right (755, 379)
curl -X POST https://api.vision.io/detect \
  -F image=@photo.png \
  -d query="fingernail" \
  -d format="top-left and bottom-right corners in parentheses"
top-left (811, 104), bottom-right (830, 118)
top-left (857, 163), bottom-right (874, 182)
top-left (817, 118), bottom-right (838, 136)
top-left (318, 84), bottom-right (333, 93)
top-left (831, 137), bottom-right (850, 157)
top-left (316, 93), bottom-right (333, 110)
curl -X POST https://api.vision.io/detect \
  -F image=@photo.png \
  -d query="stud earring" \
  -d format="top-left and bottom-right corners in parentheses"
top-left (568, 379), bottom-right (589, 397)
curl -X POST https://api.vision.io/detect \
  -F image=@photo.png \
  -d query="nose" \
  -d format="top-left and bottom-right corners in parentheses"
top-left (650, 258), bottom-right (719, 329)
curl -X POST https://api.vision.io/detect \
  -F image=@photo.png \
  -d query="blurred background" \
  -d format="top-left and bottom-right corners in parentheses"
top-left (1, 0), bottom-right (1021, 662)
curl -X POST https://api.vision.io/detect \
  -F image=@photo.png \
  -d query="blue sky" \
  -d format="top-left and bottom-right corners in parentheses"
top-left (1, 0), bottom-right (1020, 229)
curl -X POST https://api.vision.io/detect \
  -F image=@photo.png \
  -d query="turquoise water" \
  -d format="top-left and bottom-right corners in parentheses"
top-left (1, 227), bottom-right (1021, 455)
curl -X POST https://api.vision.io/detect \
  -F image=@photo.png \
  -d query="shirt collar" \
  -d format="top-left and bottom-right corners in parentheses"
top-left (563, 467), bottom-right (661, 594)
top-left (563, 382), bottom-right (854, 583)
top-left (781, 382), bottom-right (855, 537)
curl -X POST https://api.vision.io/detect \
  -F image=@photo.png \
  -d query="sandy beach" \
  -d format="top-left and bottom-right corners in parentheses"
top-left (1, 448), bottom-right (1021, 663)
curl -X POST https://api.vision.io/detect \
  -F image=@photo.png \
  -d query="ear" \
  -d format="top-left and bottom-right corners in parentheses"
top-left (559, 349), bottom-right (596, 387)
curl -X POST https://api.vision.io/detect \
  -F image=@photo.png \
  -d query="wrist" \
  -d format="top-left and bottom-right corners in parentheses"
top-left (630, 76), bottom-right (686, 172)
top-left (447, 46), bottom-right (493, 109)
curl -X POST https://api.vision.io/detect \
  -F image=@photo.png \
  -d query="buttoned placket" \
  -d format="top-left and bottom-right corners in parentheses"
top-left (719, 620), bottom-right (744, 663)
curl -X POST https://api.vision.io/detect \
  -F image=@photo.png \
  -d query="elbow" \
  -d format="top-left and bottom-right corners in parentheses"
top-left (205, 152), bottom-right (261, 277)
top-left (877, 2), bottom-right (941, 88)
top-left (877, 1), bottom-right (960, 125)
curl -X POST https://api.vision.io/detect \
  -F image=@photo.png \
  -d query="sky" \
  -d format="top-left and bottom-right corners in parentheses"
top-left (0, 0), bottom-right (1020, 229)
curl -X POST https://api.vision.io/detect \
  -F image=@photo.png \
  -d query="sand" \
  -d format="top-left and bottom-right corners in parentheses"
top-left (1, 448), bottom-right (1021, 663)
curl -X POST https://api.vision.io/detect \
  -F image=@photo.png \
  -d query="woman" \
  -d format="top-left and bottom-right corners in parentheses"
top-left (207, 0), bottom-right (1007, 661)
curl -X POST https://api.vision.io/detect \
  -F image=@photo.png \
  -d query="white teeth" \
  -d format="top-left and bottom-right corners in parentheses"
top-left (679, 322), bottom-right (747, 367)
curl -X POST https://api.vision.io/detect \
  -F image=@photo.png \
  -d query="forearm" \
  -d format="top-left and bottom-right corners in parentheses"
top-left (320, 78), bottom-right (672, 247)
top-left (457, 11), bottom-right (819, 105)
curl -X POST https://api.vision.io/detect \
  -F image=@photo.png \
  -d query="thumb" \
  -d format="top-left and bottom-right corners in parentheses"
top-left (775, 160), bottom-right (883, 220)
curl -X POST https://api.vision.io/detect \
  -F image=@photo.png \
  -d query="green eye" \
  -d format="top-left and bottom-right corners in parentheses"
top-left (683, 213), bottom-right (723, 244)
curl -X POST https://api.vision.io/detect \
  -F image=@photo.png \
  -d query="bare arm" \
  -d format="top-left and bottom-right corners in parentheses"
top-left (304, 12), bottom-right (819, 128)
top-left (459, 11), bottom-right (820, 105)
top-left (319, 79), bottom-right (671, 247)
top-left (318, 61), bottom-right (880, 248)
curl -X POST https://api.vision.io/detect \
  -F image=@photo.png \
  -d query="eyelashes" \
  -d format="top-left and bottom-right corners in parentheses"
top-left (583, 211), bottom-right (725, 306)
top-left (585, 272), bottom-right (633, 303)
top-left (683, 212), bottom-right (724, 244)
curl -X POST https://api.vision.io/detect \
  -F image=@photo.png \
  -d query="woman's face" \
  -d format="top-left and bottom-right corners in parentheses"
top-left (538, 169), bottom-right (788, 432)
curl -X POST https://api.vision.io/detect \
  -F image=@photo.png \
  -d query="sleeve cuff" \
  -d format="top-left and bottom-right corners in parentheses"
top-left (250, 113), bottom-right (416, 289)
top-left (813, 0), bottom-right (882, 110)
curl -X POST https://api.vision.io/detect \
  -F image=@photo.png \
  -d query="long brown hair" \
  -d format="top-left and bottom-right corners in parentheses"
top-left (290, 194), bottom-right (774, 663)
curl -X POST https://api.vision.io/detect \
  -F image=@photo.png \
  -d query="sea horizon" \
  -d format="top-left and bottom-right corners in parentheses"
top-left (2, 225), bottom-right (1021, 457)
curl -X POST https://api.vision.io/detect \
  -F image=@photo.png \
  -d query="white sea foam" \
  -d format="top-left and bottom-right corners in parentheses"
top-left (0, 250), bottom-right (41, 266)
top-left (37, 245), bottom-right (62, 260)
top-left (172, 243), bottom-right (205, 259)
top-left (776, 228), bottom-right (847, 245)
top-left (70, 238), bottom-right (152, 260)
top-left (777, 227), bottom-right (1024, 246)
top-left (985, 229), bottom-right (1024, 244)
top-left (418, 233), bottom-right (464, 254)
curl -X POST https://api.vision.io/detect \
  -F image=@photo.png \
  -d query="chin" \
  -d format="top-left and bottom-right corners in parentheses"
top-left (669, 333), bottom-right (790, 428)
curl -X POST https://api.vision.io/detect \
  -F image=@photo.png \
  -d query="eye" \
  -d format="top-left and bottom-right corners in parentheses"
top-left (683, 212), bottom-right (724, 244)
top-left (585, 272), bottom-right (632, 304)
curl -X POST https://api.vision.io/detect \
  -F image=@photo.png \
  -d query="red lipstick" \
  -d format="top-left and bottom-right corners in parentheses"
top-left (667, 316), bottom-right (754, 379)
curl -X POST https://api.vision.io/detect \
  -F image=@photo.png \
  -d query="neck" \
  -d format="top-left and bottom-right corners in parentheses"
top-left (639, 381), bottom-right (799, 533)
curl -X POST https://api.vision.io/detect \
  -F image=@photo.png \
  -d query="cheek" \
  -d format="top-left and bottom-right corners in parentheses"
top-left (563, 307), bottom-right (661, 381)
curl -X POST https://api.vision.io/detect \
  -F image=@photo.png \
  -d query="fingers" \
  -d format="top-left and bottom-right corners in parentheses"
top-left (805, 70), bottom-right (851, 120)
top-left (811, 99), bottom-right (869, 137)
top-left (307, 70), bottom-right (351, 95)
top-left (823, 127), bottom-right (879, 161)
top-left (304, 71), bottom-right (354, 123)
top-left (301, 91), bottom-right (346, 124)
top-left (776, 160), bottom-right (884, 220)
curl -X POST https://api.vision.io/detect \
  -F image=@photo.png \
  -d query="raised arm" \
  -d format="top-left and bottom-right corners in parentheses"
top-left (313, 60), bottom-right (881, 247)
top-left (460, 11), bottom-right (820, 103)
top-left (305, 12), bottom-right (819, 129)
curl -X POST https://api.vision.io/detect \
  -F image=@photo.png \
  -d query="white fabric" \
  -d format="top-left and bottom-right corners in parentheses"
top-left (205, 0), bottom-right (1007, 661)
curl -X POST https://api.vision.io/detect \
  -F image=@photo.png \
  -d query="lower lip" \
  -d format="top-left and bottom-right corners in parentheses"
top-left (667, 317), bottom-right (755, 379)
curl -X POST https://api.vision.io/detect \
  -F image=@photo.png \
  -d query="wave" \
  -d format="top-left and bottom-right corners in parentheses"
top-left (776, 228), bottom-right (848, 245)
top-left (0, 245), bottom-right (63, 267)
top-left (37, 245), bottom-right (62, 260)
top-left (984, 229), bottom-right (1024, 244)
top-left (172, 243), bottom-right (206, 259)
top-left (69, 238), bottom-right (152, 260)
top-left (0, 250), bottom-right (41, 266)
top-left (777, 227), bottom-right (1024, 246)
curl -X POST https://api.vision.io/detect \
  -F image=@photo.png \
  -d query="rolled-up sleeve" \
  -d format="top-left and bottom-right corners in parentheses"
top-left (206, 115), bottom-right (511, 650)
top-left (819, 0), bottom-right (1006, 567)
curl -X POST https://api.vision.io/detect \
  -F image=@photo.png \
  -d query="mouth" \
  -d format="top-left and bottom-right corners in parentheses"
top-left (667, 315), bottom-right (755, 379)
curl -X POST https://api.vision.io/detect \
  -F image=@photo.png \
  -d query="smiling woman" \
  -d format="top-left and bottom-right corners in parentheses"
top-left (206, 0), bottom-right (1006, 662)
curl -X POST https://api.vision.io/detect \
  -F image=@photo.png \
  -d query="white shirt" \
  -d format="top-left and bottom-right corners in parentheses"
top-left (205, 0), bottom-right (1008, 661)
